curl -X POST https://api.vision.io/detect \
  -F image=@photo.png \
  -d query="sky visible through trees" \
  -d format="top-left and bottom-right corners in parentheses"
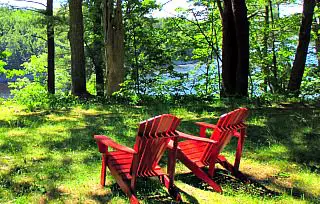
top-left (0, 0), bottom-right (302, 19)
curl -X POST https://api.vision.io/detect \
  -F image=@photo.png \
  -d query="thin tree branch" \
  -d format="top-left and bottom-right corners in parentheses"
top-left (31, 34), bottom-right (47, 41)
top-left (247, 10), bottom-right (262, 19)
top-left (161, 0), bottom-right (173, 7)
top-left (13, 0), bottom-right (46, 7)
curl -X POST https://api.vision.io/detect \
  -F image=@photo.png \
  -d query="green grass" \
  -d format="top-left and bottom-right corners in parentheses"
top-left (0, 102), bottom-right (319, 203)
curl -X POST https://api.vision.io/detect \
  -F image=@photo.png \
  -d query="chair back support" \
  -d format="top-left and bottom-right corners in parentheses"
top-left (132, 114), bottom-right (181, 176)
top-left (201, 108), bottom-right (248, 165)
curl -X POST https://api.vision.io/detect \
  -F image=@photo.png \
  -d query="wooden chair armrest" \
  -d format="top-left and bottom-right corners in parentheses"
top-left (167, 139), bottom-right (181, 150)
top-left (167, 139), bottom-right (174, 149)
top-left (94, 135), bottom-right (137, 154)
top-left (233, 131), bottom-right (241, 138)
top-left (176, 131), bottom-right (217, 144)
top-left (195, 122), bottom-right (217, 130)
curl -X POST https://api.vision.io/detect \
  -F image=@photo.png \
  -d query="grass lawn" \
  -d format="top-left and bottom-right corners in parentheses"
top-left (0, 101), bottom-right (319, 203)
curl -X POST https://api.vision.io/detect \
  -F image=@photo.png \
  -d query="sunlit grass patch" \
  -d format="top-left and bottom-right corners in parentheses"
top-left (6, 129), bottom-right (29, 137)
top-left (251, 145), bottom-right (290, 162)
top-left (292, 172), bottom-right (320, 198)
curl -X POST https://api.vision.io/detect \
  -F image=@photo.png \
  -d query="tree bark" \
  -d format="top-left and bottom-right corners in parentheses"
top-left (313, 17), bottom-right (320, 69)
top-left (88, 0), bottom-right (105, 97)
top-left (102, 0), bottom-right (125, 96)
top-left (47, 0), bottom-right (54, 94)
top-left (288, 0), bottom-right (316, 94)
top-left (232, 0), bottom-right (249, 97)
top-left (269, 0), bottom-right (278, 93)
top-left (69, 0), bottom-right (88, 96)
top-left (262, 5), bottom-right (270, 92)
top-left (221, 0), bottom-right (249, 97)
top-left (221, 0), bottom-right (237, 97)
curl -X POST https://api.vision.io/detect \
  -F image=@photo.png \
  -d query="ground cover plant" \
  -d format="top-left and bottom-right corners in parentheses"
top-left (0, 101), bottom-right (319, 203)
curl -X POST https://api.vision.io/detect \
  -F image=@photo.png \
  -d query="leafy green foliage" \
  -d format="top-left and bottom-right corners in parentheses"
top-left (0, 1), bottom-right (319, 106)
top-left (0, 7), bottom-right (45, 70)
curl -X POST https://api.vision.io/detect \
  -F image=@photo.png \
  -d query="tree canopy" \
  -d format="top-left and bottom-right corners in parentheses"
top-left (0, 0), bottom-right (319, 106)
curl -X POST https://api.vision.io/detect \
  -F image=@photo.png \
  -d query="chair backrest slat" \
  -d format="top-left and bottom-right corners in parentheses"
top-left (201, 108), bottom-right (248, 165)
top-left (131, 114), bottom-right (181, 176)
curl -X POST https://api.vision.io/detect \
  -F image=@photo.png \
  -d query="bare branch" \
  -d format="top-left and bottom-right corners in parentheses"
top-left (161, 0), bottom-right (173, 7)
top-left (31, 34), bottom-right (47, 41)
top-left (13, 0), bottom-right (46, 7)
top-left (248, 10), bottom-right (263, 20)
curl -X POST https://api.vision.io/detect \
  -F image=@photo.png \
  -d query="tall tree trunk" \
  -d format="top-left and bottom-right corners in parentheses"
top-left (269, 0), bottom-right (278, 93)
top-left (69, 0), bottom-right (88, 96)
top-left (288, 0), bottom-right (316, 94)
top-left (103, 0), bottom-right (125, 96)
top-left (262, 5), bottom-right (269, 92)
top-left (47, 0), bottom-right (54, 94)
top-left (232, 0), bottom-right (249, 97)
top-left (221, 0), bottom-right (249, 97)
top-left (221, 0), bottom-right (237, 97)
top-left (88, 0), bottom-right (105, 97)
top-left (313, 17), bottom-right (320, 68)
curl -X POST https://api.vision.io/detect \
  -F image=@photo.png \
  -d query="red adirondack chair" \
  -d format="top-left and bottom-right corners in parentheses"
top-left (94, 114), bottom-right (184, 203)
top-left (171, 108), bottom-right (249, 193)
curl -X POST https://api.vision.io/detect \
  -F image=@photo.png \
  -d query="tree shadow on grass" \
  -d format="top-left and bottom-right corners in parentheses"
top-left (249, 107), bottom-right (320, 166)
top-left (251, 176), bottom-right (320, 203)
top-left (0, 139), bottom-right (25, 153)
top-left (90, 177), bottom-right (196, 203)
top-left (175, 169), bottom-right (279, 198)
top-left (0, 109), bottom-right (74, 129)
top-left (81, 111), bottom-right (138, 147)
top-left (0, 154), bottom-right (73, 200)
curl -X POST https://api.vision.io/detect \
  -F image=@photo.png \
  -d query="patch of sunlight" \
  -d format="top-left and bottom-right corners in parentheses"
top-left (103, 126), bottom-right (115, 131)
top-left (16, 110), bottom-right (45, 116)
top-left (0, 155), bottom-right (14, 173)
top-left (170, 108), bottom-right (197, 120)
top-left (25, 153), bottom-right (49, 163)
top-left (248, 116), bottom-right (267, 127)
top-left (36, 124), bottom-right (68, 135)
top-left (292, 172), bottom-right (320, 198)
top-left (175, 180), bottom-right (286, 204)
top-left (175, 181), bottom-right (222, 202)
top-left (71, 106), bottom-right (111, 116)
top-left (6, 129), bottom-right (29, 137)
top-left (239, 158), bottom-right (281, 180)
top-left (57, 168), bottom-right (103, 200)
top-left (0, 105), bottom-right (22, 120)
top-left (85, 184), bottom-right (113, 203)
top-left (254, 145), bottom-right (290, 162)
top-left (46, 114), bottom-right (79, 122)
top-left (174, 162), bottom-right (191, 174)
top-left (123, 117), bottom-right (140, 128)
top-left (13, 175), bottom-right (35, 184)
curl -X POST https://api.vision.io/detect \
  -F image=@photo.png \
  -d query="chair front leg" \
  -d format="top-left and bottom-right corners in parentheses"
top-left (161, 139), bottom-right (182, 202)
top-left (100, 153), bottom-right (107, 186)
top-left (167, 138), bottom-right (178, 188)
top-left (234, 128), bottom-right (246, 171)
